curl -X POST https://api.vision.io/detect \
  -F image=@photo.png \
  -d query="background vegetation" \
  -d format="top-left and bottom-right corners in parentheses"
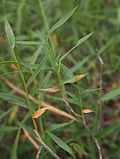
top-left (0, 0), bottom-right (120, 159)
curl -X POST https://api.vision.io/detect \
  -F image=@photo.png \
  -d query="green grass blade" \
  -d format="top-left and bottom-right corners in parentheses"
top-left (98, 38), bottom-right (114, 55)
top-left (40, 71), bottom-right (53, 88)
top-left (10, 129), bottom-right (21, 159)
top-left (16, 41), bottom-right (44, 45)
top-left (61, 63), bottom-right (73, 77)
top-left (0, 61), bottom-right (19, 65)
top-left (16, 0), bottom-right (26, 34)
top-left (98, 121), bottom-right (120, 139)
top-left (60, 32), bottom-right (93, 61)
top-left (0, 93), bottom-right (27, 108)
top-left (5, 19), bottom-right (15, 49)
top-left (71, 143), bottom-right (87, 155)
top-left (47, 132), bottom-right (75, 158)
top-left (30, 45), bottom-right (43, 64)
top-left (0, 126), bottom-right (18, 132)
top-left (26, 53), bottom-right (48, 87)
top-left (71, 56), bottom-right (90, 73)
top-left (38, 0), bottom-right (50, 32)
top-left (47, 121), bottom-right (73, 131)
top-left (101, 87), bottom-right (120, 102)
top-left (0, 107), bottom-right (14, 120)
top-left (48, 6), bottom-right (78, 36)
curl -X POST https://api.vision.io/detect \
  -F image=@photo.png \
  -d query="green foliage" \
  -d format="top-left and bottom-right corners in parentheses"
top-left (10, 129), bottom-right (21, 159)
top-left (48, 6), bottom-right (78, 36)
top-left (98, 121), bottom-right (120, 139)
top-left (0, 126), bottom-right (18, 132)
top-left (102, 87), bottom-right (120, 102)
top-left (47, 131), bottom-right (75, 158)
top-left (0, 93), bottom-right (27, 108)
top-left (0, 0), bottom-right (120, 159)
top-left (5, 19), bottom-right (15, 50)
top-left (26, 53), bottom-right (49, 87)
top-left (70, 143), bottom-right (86, 155)
top-left (60, 32), bottom-right (93, 61)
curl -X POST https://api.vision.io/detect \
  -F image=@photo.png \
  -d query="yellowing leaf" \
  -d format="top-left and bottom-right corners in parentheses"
top-left (40, 87), bottom-right (59, 93)
top-left (63, 73), bottom-right (87, 84)
top-left (82, 109), bottom-right (93, 114)
top-left (33, 108), bottom-right (48, 118)
top-left (51, 34), bottom-right (58, 45)
top-left (74, 74), bottom-right (87, 81)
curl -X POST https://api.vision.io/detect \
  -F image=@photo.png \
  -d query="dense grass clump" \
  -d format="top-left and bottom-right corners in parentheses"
top-left (0, 0), bottom-right (120, 159)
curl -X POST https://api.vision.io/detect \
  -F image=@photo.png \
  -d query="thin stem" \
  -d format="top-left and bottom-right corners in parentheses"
top-left (38, 0), bottom-right (56, 64)
top-left (97, 53), bottom-right (104, 130)
top-left (38, 0), bottom-right (49, 32)
top-left (12, 49), bottom-right (38, 131)
top-left (34, 130), bottom-right (61, 159)
top-left (77, 86), bottom-right (86, 125)
top-left (77, 85), bottom-right (103, 159)
top-left (38, 0), bottom-right (64, 94)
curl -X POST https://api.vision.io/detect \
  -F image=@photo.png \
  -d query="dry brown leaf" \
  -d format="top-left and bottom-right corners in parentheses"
top-left (39, 100), bottom-right (79, 122)
top-left (40, 87), bottom-right (59, 93)
top-left (75, 73), bottom-right (88, 82)
top-left (82, 109), bottom-right (93, 114)
top-left (33, 108), bottom-right (48, 118)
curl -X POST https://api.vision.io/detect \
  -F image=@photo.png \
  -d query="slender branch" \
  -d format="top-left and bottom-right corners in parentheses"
top-left (3, 78), bottom-right (78, 122)
top-left (22, 128), bottom-right (39, 150)
top-left (35, 146), bottom-right (43, 159)
top-left (97, 53), bottom-right (104, 129)
top-left (12, 49), bottom-right (38, 131)
top-left (34, 130), bottom-right (61, 159)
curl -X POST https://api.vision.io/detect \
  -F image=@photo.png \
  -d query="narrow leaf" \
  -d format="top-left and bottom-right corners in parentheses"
top-left (26, 53), bottom-right (48, 87)
top-left (48, 6), bottom-right (78, 35)
top-left (40, 86), bottom-right (59, 93)
top-left (98, 121), bottom-right (120, 139)
top-left (117, 7), bottom-right (120, 25)
top-left (71, 56), bottom-right (90, 73)
top-left (8, 107), bottom-right (19, 124)
top-left (47, 132), bottom-right (74, 157)
top-left (10, 129), bottom-right (21, 159)
top-left (40, 71), bottom-right (53, 88)
top-left (33, 108), bottom-right (48, 118)
top-left (16, 41), bottom-right (44, 45)
top-left (71, 143), bottom-right (86, 155)
top-left (0, 93), bottom-right (27, 108)
top-left (60, 32), bottom-right (93, 61)
top-left (0, 107), bottom-right (14, 120)
top-left (101, 87), bottom-right (120, 102)
top-left (48, 121), bottom-right (73, 131)
top-left (5, 19), bottom-right (15, 49)
top-left (77, 32), bottom-right (93, 46)
top-left (82, 109), bottom-right (93, 114)
top-left (0, 125), bottom-right (18, 132)
top-left (0, 61), bottom-right (19, 65)
top-left (63, 73), bottom-right (87, 84)
top-left (30, 45), bottom-right (43, 64)
top-left (98, 38), bottom-right (114, 55)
